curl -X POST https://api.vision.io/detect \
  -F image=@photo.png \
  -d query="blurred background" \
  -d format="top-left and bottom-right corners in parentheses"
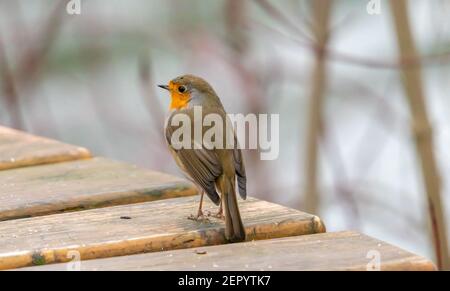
top-left (1, 0), bottom-right (450, 267)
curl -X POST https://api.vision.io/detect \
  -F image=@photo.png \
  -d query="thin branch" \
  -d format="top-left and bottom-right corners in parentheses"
top-left (224, 0), bottom-right (249, 53)
top-left (391, 0), bottom-right (449, 270)
top-left (0, 33), bottom-right (24, 130)
top-left (303, 0), bottom-right (332, 214)
top-left (17, 0), bottom-right (65, 83)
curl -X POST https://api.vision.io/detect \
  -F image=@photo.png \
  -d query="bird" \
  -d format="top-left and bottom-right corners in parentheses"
top-left (158, 74), bottom-right (247, 242)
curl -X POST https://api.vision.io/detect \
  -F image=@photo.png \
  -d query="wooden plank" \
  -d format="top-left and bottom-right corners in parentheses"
top-left (0, 157), bottom-right (197, 221)
top-left (0, 196), bottom-right (325, 270)
top-left (0, 126), bottom-right (91, 171)
top-left (17, 231), bottom-right (435, 271)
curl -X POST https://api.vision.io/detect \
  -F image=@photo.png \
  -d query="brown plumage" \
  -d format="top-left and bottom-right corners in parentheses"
top-left (160, 75), bottom-right (246, 242)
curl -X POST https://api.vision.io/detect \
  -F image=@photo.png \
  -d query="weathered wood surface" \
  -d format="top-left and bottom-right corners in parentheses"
top-left (0, 196), bottom-right (325, 270)
top-left (18, 231), bottom-right (435, 271)
top-left (0, 126), bottom-right (91, 170)
top-left (0, 157), bottom-right (197, 221)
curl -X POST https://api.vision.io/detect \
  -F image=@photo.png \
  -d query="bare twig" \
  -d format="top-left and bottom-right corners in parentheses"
top-left (390, 0), bottom-right (449, 270)
top-left (303, 0), bottom-right (332, 214)
top-left (17, 0), bottom-right (66, 83)
top-left (0, 33), bottom-right (24, 130)
top-left (225, 0), bottom-right (249, 53)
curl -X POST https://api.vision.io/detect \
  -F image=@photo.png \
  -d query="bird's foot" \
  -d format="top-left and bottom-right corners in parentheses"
top-left (206, 210), bottom-right (225, 220)
top-left (187, 211), bottom-right (210, 223)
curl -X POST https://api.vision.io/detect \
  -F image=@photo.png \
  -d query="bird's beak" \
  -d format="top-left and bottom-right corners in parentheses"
top-left (158, 84), bottom-right (170, 91)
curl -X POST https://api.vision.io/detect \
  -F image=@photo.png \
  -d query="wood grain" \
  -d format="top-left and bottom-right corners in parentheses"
top-left (0, 126), bottom-right (91, 170)
top-left (17, 231), bottom-right (435, 271)
top-left (0, 196), bottom-right (325, 270)
top-left (0, 157), bottom-right (197, 221)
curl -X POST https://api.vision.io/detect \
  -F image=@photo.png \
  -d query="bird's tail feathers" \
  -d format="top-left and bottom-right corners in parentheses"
top-left (222, 178), bottom-right (246, 242)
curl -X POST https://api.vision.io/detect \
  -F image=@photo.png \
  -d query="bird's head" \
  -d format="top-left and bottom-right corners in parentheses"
top-left (158, 75), bottom-right (221, 110)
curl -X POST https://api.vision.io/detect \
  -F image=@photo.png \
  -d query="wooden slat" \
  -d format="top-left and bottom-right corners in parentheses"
top-left (0, 157), bottom-right (196, 221)
top-left (17, 231), bottom-right (435, 271)
top-left (0, 196), bottom-right (325, 270)
top-left (0, 126), bottom-right (91, 170)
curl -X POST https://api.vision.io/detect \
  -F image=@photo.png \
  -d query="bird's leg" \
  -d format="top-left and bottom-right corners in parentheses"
top-left (207, 195), bottom-right (225, 220)
top-left (188, 191), bottom-right (209, 222)
top-left (197, 190), bottom-right (205, 217)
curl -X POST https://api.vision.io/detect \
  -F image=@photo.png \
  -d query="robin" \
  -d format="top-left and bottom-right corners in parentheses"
top-left (158, 75), bottom-right (247, 242)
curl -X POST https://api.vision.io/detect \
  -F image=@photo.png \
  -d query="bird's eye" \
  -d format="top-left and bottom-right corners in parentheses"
top-left (178, 86), bottom-right (187, 93)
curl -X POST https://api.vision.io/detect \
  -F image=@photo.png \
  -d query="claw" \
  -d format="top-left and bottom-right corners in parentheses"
top-left (187, 211), bottom-right (211, 223)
